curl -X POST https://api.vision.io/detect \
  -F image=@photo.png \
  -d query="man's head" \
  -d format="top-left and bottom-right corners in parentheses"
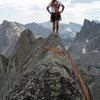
top-left (52, 0), bottom-right (56, 2)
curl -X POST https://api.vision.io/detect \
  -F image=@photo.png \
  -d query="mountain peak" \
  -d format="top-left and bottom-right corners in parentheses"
top-left (42, 32), bottom-right (66, 52)
top-left (70, 18), bottom-right (100, 66)
top-left (2, 31), bottom-right (86, 100)
top-left (3, 20), bottom-right (9, 23)
top-left (2, 20), bottom-right (12, 27)
top-left (84, 19), bottom-right (91, 26)
top-left (83, 19), bottom-right (100, 27)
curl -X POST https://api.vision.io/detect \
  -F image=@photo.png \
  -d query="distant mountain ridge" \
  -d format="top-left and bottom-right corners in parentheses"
top-left (0, 20), bottom-right (51, 57)
top-left (0, 20), bottom-right (82, 57)
top-left (69, 19), bottom-right (100, 67)
top-left (25, 22), bottom-right (51, 37)
top-left (93, 20), bottom-right (100, 24)
top-left (39, 21), bottom-right (82, 37)
top-left (0, 20), bottom-right (25, 57)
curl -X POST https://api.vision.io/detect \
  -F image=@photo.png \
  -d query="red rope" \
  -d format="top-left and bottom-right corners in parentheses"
top-left (40, 47), bottom-right (89, 100)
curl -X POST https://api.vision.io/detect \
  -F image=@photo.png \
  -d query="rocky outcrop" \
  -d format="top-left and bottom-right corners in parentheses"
top-left (0, 30), bottom-right (36, 99)
top-left (5, 61), bottom-right (84, 100)
top-left (0, 30), bottom-right (86, 100)
top-left (10, 29), bottom-right (35, 68)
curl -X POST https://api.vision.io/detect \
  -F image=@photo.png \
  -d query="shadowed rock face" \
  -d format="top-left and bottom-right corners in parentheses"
top-left (0, 55), bottom-right (8, 99)
top-left (69, 19), bottom-right (100, 67)
top-left (0, 30), bottom-right (85, 100)
top-left (0, 55), bottom-right (8, 89)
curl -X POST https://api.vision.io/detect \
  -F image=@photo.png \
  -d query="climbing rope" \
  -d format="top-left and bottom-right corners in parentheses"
top-left (40, 46), bottom-right (90, 100)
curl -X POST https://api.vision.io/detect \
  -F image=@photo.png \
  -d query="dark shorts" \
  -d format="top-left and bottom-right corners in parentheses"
top-left (50, 13), bottom-right (61, 22)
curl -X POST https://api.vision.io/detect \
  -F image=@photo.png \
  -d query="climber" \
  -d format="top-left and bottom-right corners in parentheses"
top-left (46, 0), bottom-right (65, 33)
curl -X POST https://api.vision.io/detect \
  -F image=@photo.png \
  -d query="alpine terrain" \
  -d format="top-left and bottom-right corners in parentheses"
top-left (0, 29), bottom-right (89, 100)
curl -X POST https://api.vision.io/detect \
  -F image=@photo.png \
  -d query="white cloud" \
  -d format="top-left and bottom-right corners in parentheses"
top-left (71, 0), bottom-right (99, 3)
top-left (62, 0), bottom-right (100, 24)
top-left (0, 0), bottom-right (100, 24)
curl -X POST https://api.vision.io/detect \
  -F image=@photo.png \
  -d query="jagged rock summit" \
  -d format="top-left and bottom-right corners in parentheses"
top-left (0, 20), bottom-right (25, 57)
top-left (69, 19), bottom-right (100, 66)
top-left (0, 30), bottom-right (86, 100)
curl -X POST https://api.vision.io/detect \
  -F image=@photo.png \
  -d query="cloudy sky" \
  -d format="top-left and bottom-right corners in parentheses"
top-left (0, 0), bottom-right (100, 25)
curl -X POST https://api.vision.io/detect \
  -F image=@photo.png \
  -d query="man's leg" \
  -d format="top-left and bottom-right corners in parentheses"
top-left (52, 22), bottom-right (55, 32)
top-left (56, 20), bottom-right (59, 33)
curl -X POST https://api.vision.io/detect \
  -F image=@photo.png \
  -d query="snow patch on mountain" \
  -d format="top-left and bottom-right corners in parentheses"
top-left (86, 39), bottom-right (89, 43)
top-left (82, 45), bottom-right (86, 54)
top-left (92, 49), bottom-right (99, 53)
top-left (65, 27), bottom-right (72, 32)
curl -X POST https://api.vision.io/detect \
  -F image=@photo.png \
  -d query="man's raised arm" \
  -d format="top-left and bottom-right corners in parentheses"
top-left (47, 7), bottom-right (51, 14)
top-left (60, 4), bottom-right (65, 13)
